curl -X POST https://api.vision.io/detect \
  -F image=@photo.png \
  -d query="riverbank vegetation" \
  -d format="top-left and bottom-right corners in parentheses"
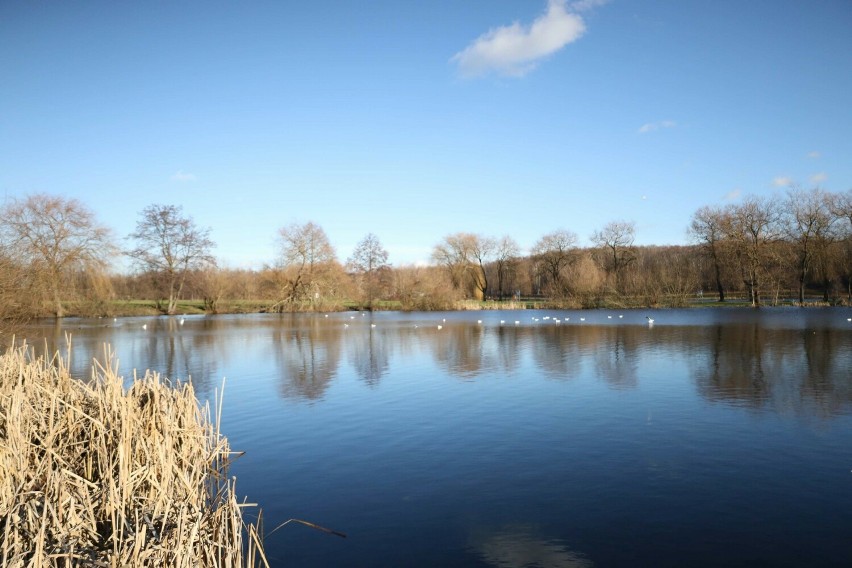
top-left (1, 188), bottom-right (851, 322)
top-left (0, 343), bottom-right (268, 567)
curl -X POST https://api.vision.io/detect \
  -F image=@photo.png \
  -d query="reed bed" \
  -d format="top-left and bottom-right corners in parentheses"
top-left (0, 342), bottom-right (268, 567)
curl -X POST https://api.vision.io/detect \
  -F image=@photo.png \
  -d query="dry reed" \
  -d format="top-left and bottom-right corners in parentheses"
top-left (0, 341), bottom-right (269, 567)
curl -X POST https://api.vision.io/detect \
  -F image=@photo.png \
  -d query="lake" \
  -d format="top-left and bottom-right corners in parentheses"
top-left (15, 308), bottom-right (852, 567)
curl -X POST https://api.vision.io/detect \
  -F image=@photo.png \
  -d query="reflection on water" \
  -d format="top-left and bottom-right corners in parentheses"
top-left (471, 525), bottom-right (593, 568)
top-left (8, 308), bottom-right (852, 566)
top-left (271, 316), bottom-right (343, 400)
top-left (13, 309), bottom-right (852, 418)
top-left (691, 324), bottom-right (852, 417)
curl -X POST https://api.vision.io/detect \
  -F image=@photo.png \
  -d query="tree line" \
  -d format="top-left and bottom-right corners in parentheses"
top-left (1, 187), bottom-right (851, 320)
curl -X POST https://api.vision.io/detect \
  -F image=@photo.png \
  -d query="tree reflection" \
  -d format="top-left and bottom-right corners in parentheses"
top-left (591, 327), bottom-right (640, 389)
top-left (272, 315), bottom-right (342, 401)
top-left (470, 524), bottom-right (593, 568)
top-left (531, 326), bottom-right (582, 381)
top-left (15, 316), bottom-right (222, 396)
top-left (692, 324), bottom-right (852, 417)
top-left (430, 324), bottom-right (488, 378)
top-left (348, 326), bottom-right (389, 387)
top-left (13, 311), bottom-right (852, 420)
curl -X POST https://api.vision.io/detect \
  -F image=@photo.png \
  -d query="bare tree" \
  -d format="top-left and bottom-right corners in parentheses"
top-left (565, 252), bottom-right (604, 304)
top-left (432, 233), bottom-right (471, 294)
top-left (431, 233), bottom-right (492, 300)
top-left (722, 197), bottom-right (782, 306)
top-left (347, 233), bottom-right (390, 309)
top-left (829, 189), bottom-right (852, 300)
top-left (783, 187), bottom-right (840, 303)
top-left (634, 246), bottom-right (700, 307)
top-left (493, 235), bottom-right (520, 299)
top-left (191, 265), bottom-right (230, 313)
top-left (591, 221), bottom-right (636, 293)
top-left (689, 205), bottom-right (730, 302)
top-left (127, 204), bottom-right (215, 315)
top-left (531, 229), bottom-right (578, 297)
top-left (0, 248), bottom-right (32, 325)
top-left (832, 189), bottom-right (852, 228)
top-left (392, 265), bottom-right (458, 310)
top-left (0, 193), bottom-right (115, 317)
top-left (468, 235), bottom-right (495, 300)
top-left (274, 221), bottom-right (340, 310)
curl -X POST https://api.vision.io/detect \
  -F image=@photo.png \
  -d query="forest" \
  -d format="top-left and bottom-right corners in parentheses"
top-left (1, 187), bottom-right (851, 322)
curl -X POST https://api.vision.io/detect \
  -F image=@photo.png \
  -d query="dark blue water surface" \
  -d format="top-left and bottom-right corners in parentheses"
top-left (17, 308), bottom-right (852, 567)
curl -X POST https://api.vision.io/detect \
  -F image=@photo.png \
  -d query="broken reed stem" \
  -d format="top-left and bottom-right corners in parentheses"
top-left (0, 341), bottom-right (268, 567)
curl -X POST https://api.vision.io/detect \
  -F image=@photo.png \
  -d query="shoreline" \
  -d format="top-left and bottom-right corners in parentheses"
top-left (19, 297), bottom-right (847, 323)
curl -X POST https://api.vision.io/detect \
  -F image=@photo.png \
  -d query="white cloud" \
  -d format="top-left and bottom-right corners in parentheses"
top-left (171, 170), bottom-right (197, 182)
top-left (638, 120), bottom-right (677, 134)
top-left (772, 176), bottom-right (793, 187)
top-left (810, 172), bottom-right (827, 184)
top-left (807, 151), bottom-right (820, 159)
top-left (723, 188), bottom-right (742, 201)
top-left (569, 0), bottom-right (610, 11)
top-left (451, 0), bottom-right (591, 78)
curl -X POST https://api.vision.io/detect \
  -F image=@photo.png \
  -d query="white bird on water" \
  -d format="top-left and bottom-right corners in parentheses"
top-left (646, 316), bottom-right (655, 325)
top-left (142, 324), bottom-right (147, 330)
top-left (437, 325), bottom-right (443, 330)
top-left (179, 318), bottom-right (185, 325)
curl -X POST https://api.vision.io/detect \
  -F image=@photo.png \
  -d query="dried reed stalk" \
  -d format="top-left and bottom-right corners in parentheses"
top-left (0, 341), bottom-right (269, 567)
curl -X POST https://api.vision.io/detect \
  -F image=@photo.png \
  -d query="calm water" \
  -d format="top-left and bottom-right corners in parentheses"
top-left (15, 308), bottom-right (852, 567)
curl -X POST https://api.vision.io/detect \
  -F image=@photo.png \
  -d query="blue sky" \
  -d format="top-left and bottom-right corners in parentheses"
top-left (2, 0), bottom-right (851, 268)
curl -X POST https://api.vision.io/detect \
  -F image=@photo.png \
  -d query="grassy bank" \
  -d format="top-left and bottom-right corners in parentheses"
top-left (0, 343), bottom-right (267, 567)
